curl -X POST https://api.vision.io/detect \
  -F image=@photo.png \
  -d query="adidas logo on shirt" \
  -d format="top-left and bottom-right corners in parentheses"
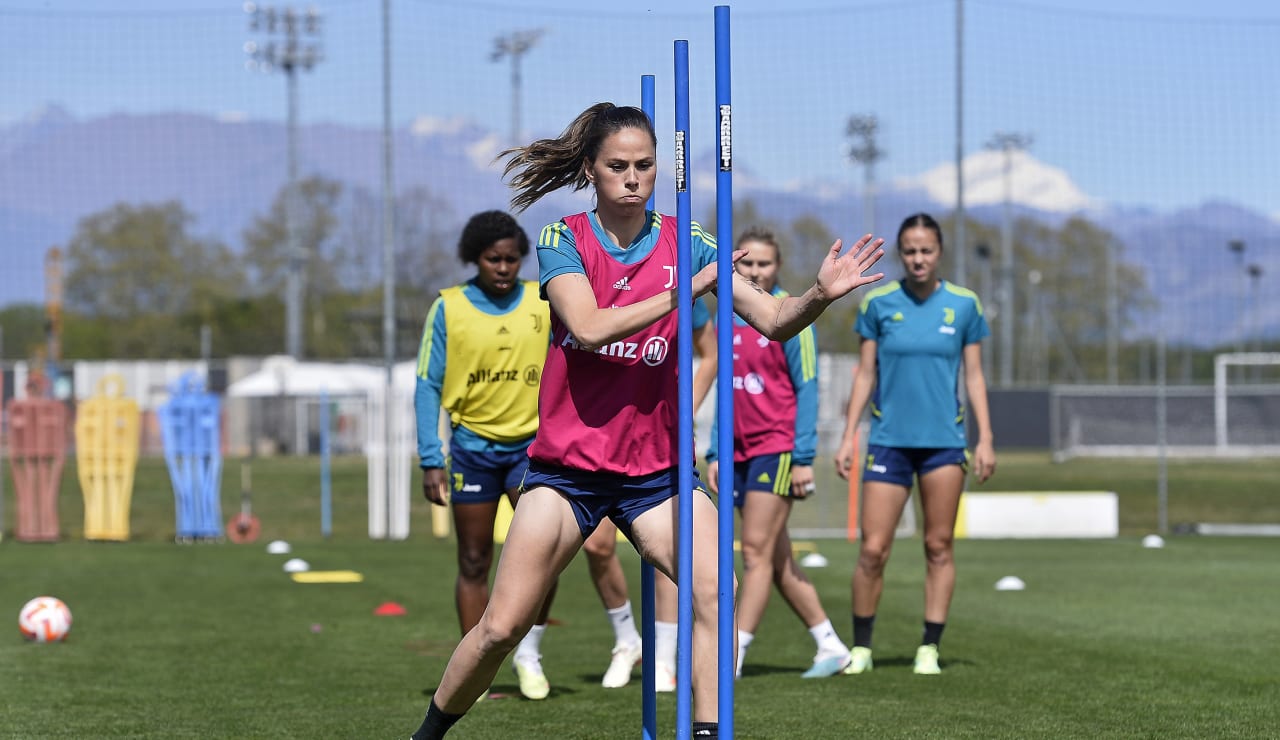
top-left (498, 326), bottom-right (510, 334)
top-left (613, 276), bottom-right (632, 291)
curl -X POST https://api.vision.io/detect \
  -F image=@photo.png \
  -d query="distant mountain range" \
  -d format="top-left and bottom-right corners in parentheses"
top-left (2, 105), bottom-right (1276, 347)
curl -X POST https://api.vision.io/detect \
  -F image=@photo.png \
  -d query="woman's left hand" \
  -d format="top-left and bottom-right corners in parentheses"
top-left (972, 440), bottom-right (996, 483)
top-left (790, 464), bottom-right (815, 499)
top-left (815, 234), bottom-right (886, 301)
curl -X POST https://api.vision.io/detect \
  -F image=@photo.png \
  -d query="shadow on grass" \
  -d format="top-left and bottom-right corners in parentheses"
top-left (419, 684), bottom-right (582, 700)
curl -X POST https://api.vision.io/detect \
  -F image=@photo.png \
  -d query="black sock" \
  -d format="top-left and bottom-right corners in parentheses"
top-left (410, 700), bottom-right (463, 740)
top-left (853, 614), bottom-right (876, 648)
top-left (922, 620), bottom-right (945, 647)
top-left (692, 721), bottom-right (718, 738)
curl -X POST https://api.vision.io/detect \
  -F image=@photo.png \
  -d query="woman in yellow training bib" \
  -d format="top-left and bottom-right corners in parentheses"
top-left (415, 210), bottom-right (555, 700)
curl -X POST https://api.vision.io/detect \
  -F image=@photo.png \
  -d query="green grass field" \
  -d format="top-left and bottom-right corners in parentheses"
top-left (2, 455), bottom-right (1279, 738)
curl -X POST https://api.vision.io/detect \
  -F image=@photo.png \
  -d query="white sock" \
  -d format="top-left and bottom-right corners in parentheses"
top-left (736, 630), bottom-right (754, 676)
top-left (656, 621), bottom-right (678, 667)
top-left (515, 623), bottom-right (546, 663)
top-left (607, 601), bottom-right (641, 647)
top-left (808, 619), bottom-right (847, 655)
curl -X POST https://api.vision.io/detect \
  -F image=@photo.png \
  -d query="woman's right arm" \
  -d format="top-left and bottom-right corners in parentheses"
top-left (835, 337), bottom-right (878, 480)
top-left (414, 298), bottom-right (450, 505)
top-left (544, 260), bottom-right (727, 351)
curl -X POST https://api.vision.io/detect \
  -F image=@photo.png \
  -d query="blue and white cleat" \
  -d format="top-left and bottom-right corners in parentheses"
top-left (801, 648), bottom-right (853, 678)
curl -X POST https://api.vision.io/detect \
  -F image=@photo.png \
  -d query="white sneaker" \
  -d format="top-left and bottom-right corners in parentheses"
top-left (655, 660), bottom-right (677, 693)
top-left (602, 641), bottom-right (643, 688)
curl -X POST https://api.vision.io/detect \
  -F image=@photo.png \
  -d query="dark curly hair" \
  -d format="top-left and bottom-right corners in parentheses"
top-left (457, 210), bottom-right (530, 264)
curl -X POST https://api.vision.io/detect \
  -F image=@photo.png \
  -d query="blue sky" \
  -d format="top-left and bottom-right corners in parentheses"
top-left (2, 0), bottom-right (1278, 215)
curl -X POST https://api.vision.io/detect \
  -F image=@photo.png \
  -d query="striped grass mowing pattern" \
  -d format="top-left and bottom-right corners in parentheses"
top-left (2, 535), bottom-right (1278, 737)
top-left (1, 456), bottom-right (1277, 737)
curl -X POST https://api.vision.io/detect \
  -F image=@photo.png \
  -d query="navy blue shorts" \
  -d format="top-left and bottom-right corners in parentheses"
top-left (730, 452), bottom-right (798, 508)
top-left (447, 444), bottom-right (531, 505)
top-left (861, 444), bottom-right (968, 489)
top-left (521, 460), bottom-right (708, 541)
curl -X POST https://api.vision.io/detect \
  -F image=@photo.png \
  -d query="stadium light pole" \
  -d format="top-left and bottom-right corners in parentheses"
top-left (1106, 238), bottom-right (1119, 384)
top-left (1227, 239), bottom-right (1246, 356)
top-left (1247, 263), bottom-right (1263, 379)
top-left (380, 0), bottom-right (398, 538)
top-left (846, 114), bottom-right (884, 237)
top-left (954, 0), bottom-right (966, 290)
top-left (0, 325), bottom-right (5, 540)
top-left (491, 29), bottom-right (544, 147)
top-left (987, 131), bottom-right (1032, 386)
top-left (975, 243), bottom-right (993, 376)
top-left (245, 3), bottom-right (323, 359)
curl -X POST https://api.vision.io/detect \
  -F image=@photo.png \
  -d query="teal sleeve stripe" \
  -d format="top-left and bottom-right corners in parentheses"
top-left (414, 299), bottom-right (448, 467)
top-left (943, 282), bottom-right (985, 315)
top-left (859, 281), bottom-right (900, 313)
top-left (787, 329), bottom-right (819, 464)
top-left (416, 298), bottom-right (444, 378)
top-left (415, 370), bottom-right (446, 468)
top-left (690, 219), bottom-right (717, 249)
top-left (691, 226), bottom-right (718, 271)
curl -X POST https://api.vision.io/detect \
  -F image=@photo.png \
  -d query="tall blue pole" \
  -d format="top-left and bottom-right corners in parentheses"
top-left (673, 39), bottom-right (695, 740)
top-left (640, 73), bottom-right (659, 740)
top-left (713, 7), bottom-right (735, 737)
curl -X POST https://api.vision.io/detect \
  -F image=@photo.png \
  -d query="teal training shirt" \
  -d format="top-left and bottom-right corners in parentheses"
top-left (535, 209), bottom-right (714, 329)
top-left (855, 280), bottom-right (989, 449)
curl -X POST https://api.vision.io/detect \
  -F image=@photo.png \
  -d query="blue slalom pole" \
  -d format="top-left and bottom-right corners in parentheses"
top-left (320, 389), bottom-right (332, 538)
top-left (640, 72), bottom-right (659, 740)
top-left (713, 6), bottom-right (735, 737)
top-left (673, 39), bottom-right (695, 740)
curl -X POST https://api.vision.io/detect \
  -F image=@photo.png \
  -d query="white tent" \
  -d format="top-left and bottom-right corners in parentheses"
top-left (226, 356), bottom-right (418, 398)
top-left (225, 356), bottom-right (388, 398)
top-left (226, 356), bottom-right (420, 540)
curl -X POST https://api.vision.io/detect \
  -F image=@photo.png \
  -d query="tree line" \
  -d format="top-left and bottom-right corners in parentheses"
top-left (4, 176), bottom-right (1212, 384)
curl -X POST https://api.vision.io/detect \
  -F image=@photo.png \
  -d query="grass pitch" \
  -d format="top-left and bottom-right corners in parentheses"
top-left (2, 455), bottom-right (1278, 738)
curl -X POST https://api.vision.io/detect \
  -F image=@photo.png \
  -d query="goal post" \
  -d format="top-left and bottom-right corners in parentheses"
top-left (1052, 354), bottom-right (1280, 460)
top-left (1214, 352), bottom-right (1280, 452)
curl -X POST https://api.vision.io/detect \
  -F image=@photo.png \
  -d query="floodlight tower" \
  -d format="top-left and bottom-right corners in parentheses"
top-left (986, 131), bottom-right (1032, 386)
top-left (1247, 263), bottom-right (1263, 376)
top-left (245, 2), bottom-right (323, 359)
top-left (846, 114), bottom-right (884, 236)
top-left (975, 243), bottom-right (994, 375)
top-left (491, 29), bottom-right (544, 147)
top-left (1227, 239), bottom-right (1246, 355)
top-left (44, 247), bottom-right (64, 371)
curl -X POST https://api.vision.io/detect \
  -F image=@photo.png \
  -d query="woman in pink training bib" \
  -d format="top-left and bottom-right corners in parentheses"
top-left (409, 102), bottom-right (885, 740)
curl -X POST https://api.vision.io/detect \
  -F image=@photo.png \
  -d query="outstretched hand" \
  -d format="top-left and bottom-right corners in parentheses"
top-left (816, 235), bottom-right (886, 302)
